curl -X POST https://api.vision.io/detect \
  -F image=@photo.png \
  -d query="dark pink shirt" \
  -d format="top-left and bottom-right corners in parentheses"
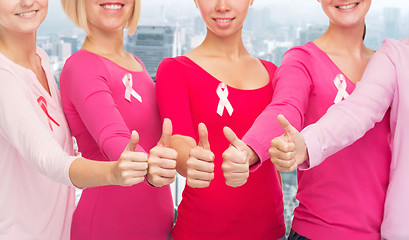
top-left (60, 50), bottom-right (173, 240)
top-left (243, 42), bottom-right (391, 239)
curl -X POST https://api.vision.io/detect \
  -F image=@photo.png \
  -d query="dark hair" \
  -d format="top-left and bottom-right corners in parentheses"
top-left (363, 23), bottom-right (367, 40)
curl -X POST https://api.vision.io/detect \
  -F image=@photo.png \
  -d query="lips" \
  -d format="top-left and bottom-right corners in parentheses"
top-left (213, 18), bottom-right (235, 23)
top-left (100, 2), bottom-right (125, 10)
top-left (15, 10), bottom-right (38, 17)
top-left (336, 2), bottom-right (359, 10)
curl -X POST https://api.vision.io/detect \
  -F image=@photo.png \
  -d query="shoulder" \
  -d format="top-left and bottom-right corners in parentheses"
top-left (64, 50), bottom-right (105, 68)
top-left (376, 38), bottom-right (409, 60)
top-left (283, 42), bottom-right (316, 62)
top-left (0, 69), bottom-right (30, 105)
top-left (158, 56), bottom-right (191, 70)
top-left (60, 50), bottom-right (109, 82)
top-left (0, 68), bottom-right (19, 87)
top-left (259, 59), bottom-right (277, 71)
top-left (157, 56), bottom-right (191, 79)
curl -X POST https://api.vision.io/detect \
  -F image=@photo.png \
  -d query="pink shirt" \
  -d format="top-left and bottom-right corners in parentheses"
top-left (302, 38), bottom-right (409, 239)
top-left (0, 47), bottom-right (76, 239)
top-left (60, 50), bottom-right (173, 240)
top-left (243, 42), bottom-right (391, 239)
top-left (156, 56), bottom-right (285, 240)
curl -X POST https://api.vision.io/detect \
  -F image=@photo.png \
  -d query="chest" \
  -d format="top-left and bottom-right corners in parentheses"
top-left (306, 70), bottom-right (356, 125)
top-left (186, 73), bottom-right (273, 138)
top-left (195, 61), bottom-right (270, 90)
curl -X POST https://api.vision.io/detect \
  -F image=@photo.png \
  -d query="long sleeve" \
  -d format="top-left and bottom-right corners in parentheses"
top-left (60, 52), bottom-right (145, 161)
top-left (243, 49), bottom-right (313, 167)
top-left (301, 47), bottom-right (396, 169)
top-left (156, 58), bottom-right (196, 139)
top-left (0, 69), bottom-right (75, 186)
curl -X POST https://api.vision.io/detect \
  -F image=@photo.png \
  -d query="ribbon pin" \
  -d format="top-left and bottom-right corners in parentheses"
top-left (37, 96), bottom-right (60, 131)
top-left (333, 74), bottom-right (349, 104)
top-left (122, 73), bottom-right (142, 103)
top-left (216, 83), bottom-right (234, 117)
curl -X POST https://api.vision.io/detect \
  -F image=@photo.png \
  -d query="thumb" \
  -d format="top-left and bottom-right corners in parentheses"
top-left (126, 130), bottom-right (140, 152)
top-left (198, 123), bottom-right (210, 150)
top-left (223, 126), bottom-right (247, 150)
top-left (158, 118), bottom-right (172, 147)
top-left (277, 114), bottom-right (298, 142)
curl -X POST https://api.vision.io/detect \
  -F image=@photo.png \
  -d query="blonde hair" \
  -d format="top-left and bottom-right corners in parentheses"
top-left (60, 0), bottom-right (141, 36)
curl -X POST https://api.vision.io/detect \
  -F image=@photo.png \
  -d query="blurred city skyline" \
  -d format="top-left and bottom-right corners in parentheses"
top-left (41, 0), bottom-right (409, 35)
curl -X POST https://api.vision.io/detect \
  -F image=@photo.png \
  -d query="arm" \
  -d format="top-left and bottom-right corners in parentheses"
top-left (60, 54), bottom-right (145, 162)
top-left (155, 59), bottom-right (196, 177)
top-left (301, 47), bottom-right (396, 169)
top-left (0, 71), bottom-right (147, 188)
top-left (61, 54), bottom-right (178, 186)
top-left (156, 59), bottom-right (215, 187)
top-left (242, 50), bottom-right (312, 169)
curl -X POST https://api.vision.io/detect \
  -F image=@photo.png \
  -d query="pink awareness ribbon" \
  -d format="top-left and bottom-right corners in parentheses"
top-left (333, 74), bottom-right (350, 104)
top-left (122, 73), bottom-right (142, 103)
top-left (216, 83), bottom-right (234, 117)
top-left (37, 96), bottom-right (60, 131)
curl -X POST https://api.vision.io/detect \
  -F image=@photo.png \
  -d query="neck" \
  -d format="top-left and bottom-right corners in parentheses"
top-left (316, 22), bottom-right (368, 56)
top-left (0, 29), bottom-right (38, 69)
top-left (82, 27), bottom-right (127, 57)
top-left (200, 27), bottom-right (249, 60)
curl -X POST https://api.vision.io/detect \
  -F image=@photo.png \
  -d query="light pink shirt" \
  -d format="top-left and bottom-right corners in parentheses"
top-left (0, 47), bottom-right (76, 239)
top-left (302, 38), bottom-right (409, 239)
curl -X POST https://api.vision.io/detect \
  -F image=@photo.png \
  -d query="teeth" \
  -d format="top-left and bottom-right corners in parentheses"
top-left (216, 19), bottom-right (231, 23)
top-left (337, 3), bottom-right (358, 10)
top-left (102, 4), bottom-right (122, 10)
top-left (18, 11), bottom-right (36, 17)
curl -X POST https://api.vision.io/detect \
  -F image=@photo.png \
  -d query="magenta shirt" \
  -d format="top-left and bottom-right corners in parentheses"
top-left (243, 42), bottom-right (391, 239)
top-left (156, 56), bottom-right (285, 240)
top-left (60, 50), bottom-right (173, 240)
top-left (302, 38), bottom-right (409, 239)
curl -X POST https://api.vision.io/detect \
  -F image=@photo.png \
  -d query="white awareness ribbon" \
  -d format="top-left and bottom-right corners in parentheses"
top-left (122, 73), bottom-right (142, 103)
top-left (333, 74), bottom-right (349, 104)
top-left (216, 83), bottom-right (234, 117)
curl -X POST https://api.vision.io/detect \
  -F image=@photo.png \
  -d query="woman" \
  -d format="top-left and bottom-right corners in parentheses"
top-left (233, 0), bottom-right (391, 239)
top-left (0, 0), bottom-right (158, 239)
top-left (59, 0), bottom-right (177, 239)
top-left (270, 31), bottom-right (409, 240)
top-left (156, 0), bottom-right (285, 239)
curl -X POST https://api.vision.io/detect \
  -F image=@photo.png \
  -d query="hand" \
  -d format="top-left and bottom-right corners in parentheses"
top-left (269, 114), bottom-right (307, 172)
top-left (222, 127), bottom-right (250, 187)
top-left (186, 123), bottom-right (215, 188)
top-left (147, 118), bottom-right (178, 187)
top-left (112, 130), bottom-right (148, 186)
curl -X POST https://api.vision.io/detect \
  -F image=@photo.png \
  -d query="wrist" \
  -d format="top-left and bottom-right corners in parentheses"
top-left (106, 161), bottom-right (118, 185)
top-left (247, 147), bottom-right (260, 167)
top-left (145, 174), bottom-right (157, 187)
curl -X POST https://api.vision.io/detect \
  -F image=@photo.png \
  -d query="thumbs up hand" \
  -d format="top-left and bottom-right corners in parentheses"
top-left (221, 127), bottom-right (251, 187)
top-left (112, 130), bottom-right (149, 186)
top-left (269, 114), bottom-right (307, 172)
top-left (147, 118), bottom-right (178, 187)
top-left (186, 123), bottom-right (215, 188)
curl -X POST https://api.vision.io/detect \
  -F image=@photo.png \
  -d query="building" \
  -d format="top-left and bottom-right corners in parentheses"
top-left (125, 25), bottom-right (180, 81)
top-left (298, 25), bottom-right (327, 46)
top-left (383, 8), bottom-right (401, 40)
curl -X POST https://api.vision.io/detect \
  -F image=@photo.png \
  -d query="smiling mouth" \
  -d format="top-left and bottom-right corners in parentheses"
top-left (15, 10), bottom-right (38, 17)
top-left (214, 18), bottom-right (235, 23)
top-left (100, 3), bottom-right (124, 10)
top-left (336, 3), bottom-right (359, 10)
